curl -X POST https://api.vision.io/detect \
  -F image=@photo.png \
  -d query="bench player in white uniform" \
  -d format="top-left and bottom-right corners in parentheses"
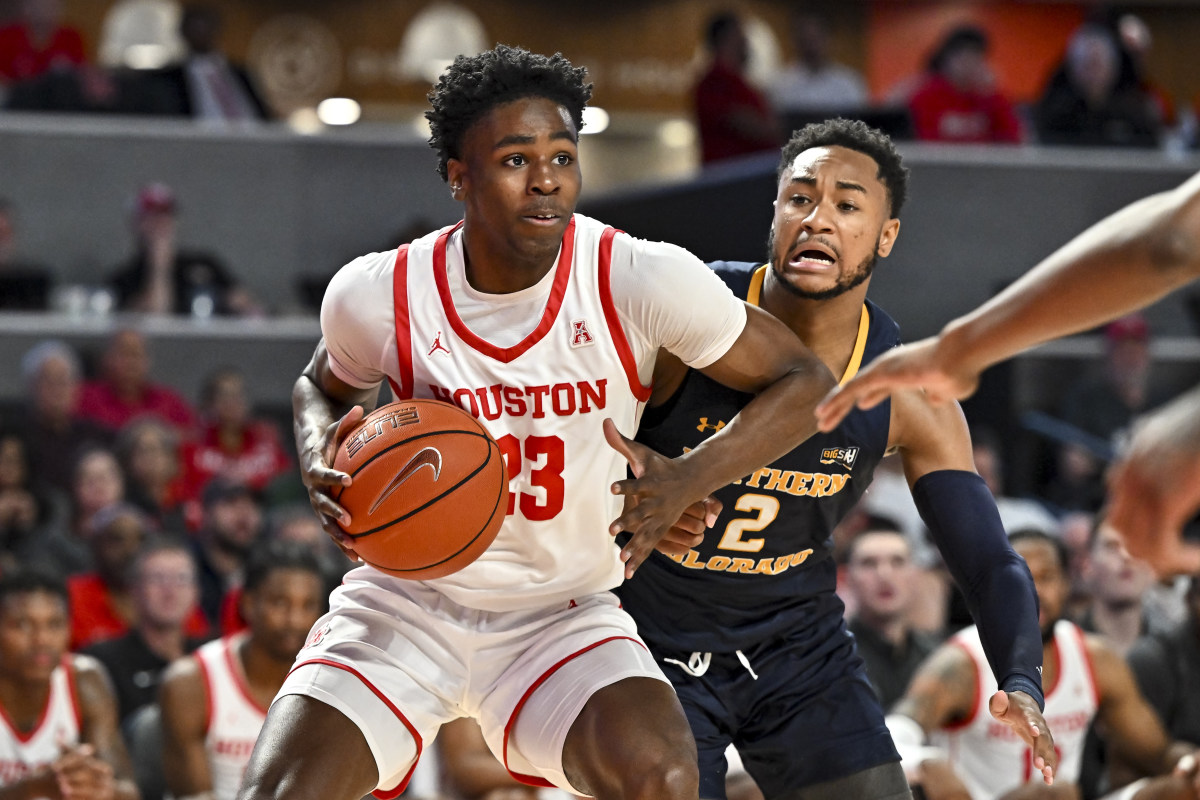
top-left (0, 570), bottom-right (138, 799)
top-left (161, 542), bottom-right (325, 800)
top-left (887, 529), bottom-right (1200, 800)
top-left (236, 45), bottom-right (838, 800)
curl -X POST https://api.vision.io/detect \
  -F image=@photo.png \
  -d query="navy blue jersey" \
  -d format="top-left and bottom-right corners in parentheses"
top-left (617, 261), bottom-right (901, 654)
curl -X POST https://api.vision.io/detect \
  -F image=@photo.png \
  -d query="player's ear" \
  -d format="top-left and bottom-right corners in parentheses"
top-left (876, 218), bottom-right (900, 258)
top-left (447, 160), bottom-right (466, 200)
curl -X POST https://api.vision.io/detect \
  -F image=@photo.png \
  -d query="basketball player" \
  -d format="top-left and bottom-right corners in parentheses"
top-left (239, 45), bottom-right (839, 800)
top-left (614, 119), bottom-right (1052, 800)
top-left (816, 171), bottom-right (1200, 577)
top-left (0, 569), bottom-right (139, 799)
top-left (889, 529), bottom-right (1200, 800)
top-left (160, 542), bottom-right (325, 800)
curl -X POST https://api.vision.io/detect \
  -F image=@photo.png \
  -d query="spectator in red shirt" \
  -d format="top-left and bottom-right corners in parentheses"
top-left (178, 367), bottom-right (291, 506)
top-left (67, 503), bottom-right (209, 650)
top-left (907, 25), bottom-right (1023, 144)
top-left (0, 0), bottom-right (85, 84)
top-left (77, 327), bottom-right (197, 433)
top-left (694, 11), bottom-right (782, 164)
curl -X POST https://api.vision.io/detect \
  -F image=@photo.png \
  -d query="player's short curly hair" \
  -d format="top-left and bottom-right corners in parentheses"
top-left (425, 44), bottom-right (593, 182)
top-left (778, 118), bottom-right (909, 218)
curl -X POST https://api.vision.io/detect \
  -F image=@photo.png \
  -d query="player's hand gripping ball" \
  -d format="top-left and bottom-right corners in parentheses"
top-left (332, 399), bottom-right (508, 579)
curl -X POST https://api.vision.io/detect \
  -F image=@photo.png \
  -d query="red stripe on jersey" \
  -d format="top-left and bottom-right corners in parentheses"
top-left (392, 244), bottom-right (413, 399)
top-left (597, 227), bottom-right (651, 403)
top-left (223, 635), bottom-right (268, 715)
top-left (942, 638), bottom-right (981, 731)
top-left (433, 218), bottom-right (576, 364)
top-left (64, 656), bottom-right (82, 734)
top-left (501, 635), bottom-right (646, 788)
top-left (1069, 625), bottom-right (1100, 710)
top-left (195, 650), bottom-right (215, 735)
top-left (287, 658), bottom-right (422, 799)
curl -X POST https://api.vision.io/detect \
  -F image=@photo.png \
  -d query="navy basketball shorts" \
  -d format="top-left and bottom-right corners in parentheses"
top-left (657, 634), bottom-right (900, 799)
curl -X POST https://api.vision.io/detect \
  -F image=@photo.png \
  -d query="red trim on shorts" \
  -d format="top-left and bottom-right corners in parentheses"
top-left (433, 218), bottom-right (576, 363)
top-left (65, 656), bottom-right (83, 734)
top-left (392, 244), bottom-right (413, 399)
top-left (596, 227), bottom-right (651, 403)
top-left (223, 635), bottom-right (269, 716)
top-left (942, 638), bottom-right (981, 731)
top-left (501, 635), bottom-right (646, 788)
top-left (288, 657), bottom-right (423, 799)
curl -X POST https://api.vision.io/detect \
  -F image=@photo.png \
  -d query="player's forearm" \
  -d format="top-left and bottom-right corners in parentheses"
top-left (292, 371), bottom-right (341, 455)
top-left (938, 174), bottom-right (1200, 377)
top-left (679, 360), bottom-right (836, 497)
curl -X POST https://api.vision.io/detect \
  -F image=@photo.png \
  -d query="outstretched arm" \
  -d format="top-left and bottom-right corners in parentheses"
top-left (816, 169), bottom-right (1200, 427)
top-left (892, 390), bottom-right (1055, 782)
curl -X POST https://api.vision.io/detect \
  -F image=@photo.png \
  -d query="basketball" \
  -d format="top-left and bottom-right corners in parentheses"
top-left (331, 399), bottom-right (508, 580)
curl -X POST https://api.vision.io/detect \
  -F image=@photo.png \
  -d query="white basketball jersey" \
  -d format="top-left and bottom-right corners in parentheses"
top-left (0, 659), bottom-right (80, 789)
top-left (196, 634), bottom-right (267, 800)
top-left (932, 620), bottom-right (1099, 798)
top-left (386, 215), bottom-right (650, 611)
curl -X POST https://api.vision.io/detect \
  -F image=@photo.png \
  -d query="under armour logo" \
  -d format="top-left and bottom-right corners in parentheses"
top-left (696, 417), bottom-right (725, 434)
top-left (369, 447), bottom-right (442, 514)
top-left (570, 319), bottom-right (594, 348)
top-left (428, 331), bottom-right (451, 357)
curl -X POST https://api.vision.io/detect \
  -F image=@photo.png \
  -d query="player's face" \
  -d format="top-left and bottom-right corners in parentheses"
top-left (243, 569), bottom-right (325, 663)
top-left (134, 551), bottom-right (199, 628)
top-left (1012, 538), bottom-right (1068, 641)
top-left (1084, 523), bottom-right (1154, 604)
top-left (768, 145), bottom-right (899, 301)
top-left (0, 590), bottom-right (69, 684)
top-left (845, 531), bottom-right (913, 620)
top-left (447, 97), bottom-right (581, 274)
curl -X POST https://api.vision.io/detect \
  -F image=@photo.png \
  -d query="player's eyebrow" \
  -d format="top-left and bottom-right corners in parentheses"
top-left (789, 175), bottom-right (868, 195)
top-left (493, 130), bottom-right (577, 149)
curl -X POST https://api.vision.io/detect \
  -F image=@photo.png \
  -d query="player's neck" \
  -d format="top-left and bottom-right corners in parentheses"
top-left (240, 635), bottom-right (294, 695)
top-left (762, 277), bottom-right (870, 379)
top-left (0, 674), bottom-right (52, 728)
top-left (460, 225), bottom-right (562, 294)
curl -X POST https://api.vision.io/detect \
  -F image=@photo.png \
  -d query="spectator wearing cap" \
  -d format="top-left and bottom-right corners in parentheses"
top-left (106, 181), bottom-right (261, 316)
top-left (77, 327), bottom-right (197, 433)
top-left (1043, 314), bottom-right (1157, 514)
top-left (192, 478), bottom-right (264, 630)
top-left (907, 25), bottom-right (1023, 143)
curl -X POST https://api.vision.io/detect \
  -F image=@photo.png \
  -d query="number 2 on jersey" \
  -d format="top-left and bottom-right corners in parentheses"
top-left (497, 434), bottom-right (565, 521)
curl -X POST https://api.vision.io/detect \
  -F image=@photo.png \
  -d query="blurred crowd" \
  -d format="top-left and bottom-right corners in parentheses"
top-left (694, 7), bottom-right (1197, 164)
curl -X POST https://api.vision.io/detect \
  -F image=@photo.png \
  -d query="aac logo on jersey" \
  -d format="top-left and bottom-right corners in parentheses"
top-left (820, 446), bottom-right (859, 469)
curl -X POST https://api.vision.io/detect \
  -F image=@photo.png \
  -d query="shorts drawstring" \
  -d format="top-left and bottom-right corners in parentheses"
top-left (735, 650), bottom-right (759, 680)
top-left (662, 650), bottom-right (759, 680)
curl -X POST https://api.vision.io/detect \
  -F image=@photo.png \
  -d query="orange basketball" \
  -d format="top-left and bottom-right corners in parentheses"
top-left (331, 399), bottom-right (508, 580)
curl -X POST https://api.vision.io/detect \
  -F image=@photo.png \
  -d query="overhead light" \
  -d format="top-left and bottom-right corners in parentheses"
top-left (123, 43), bottom-right (171, 70)
top-left (582, 106), bottom-right (609, 135)
top-left (658, 118), bottom-right (695, 148)
top-left (287, 107), bottom-right (323, 135)
top-left (317, 97), bottom-right (362, 126)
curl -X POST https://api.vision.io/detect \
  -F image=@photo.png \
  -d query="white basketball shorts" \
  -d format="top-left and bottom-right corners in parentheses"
top-left (277, 567), bottom-right (669, 797)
